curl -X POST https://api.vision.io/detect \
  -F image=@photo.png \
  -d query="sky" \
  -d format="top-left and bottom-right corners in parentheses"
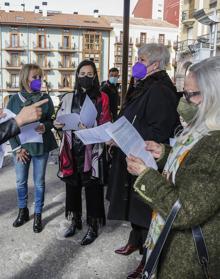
top-left (0, 0), bottom-right (138, 16)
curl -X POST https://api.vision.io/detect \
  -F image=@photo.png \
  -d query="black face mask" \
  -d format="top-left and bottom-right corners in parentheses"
top-left (78, 76), bottom-right (94, 90)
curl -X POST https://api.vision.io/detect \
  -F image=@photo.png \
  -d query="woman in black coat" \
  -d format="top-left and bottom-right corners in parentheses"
top-left (107, 44), bottom-right (182, 263)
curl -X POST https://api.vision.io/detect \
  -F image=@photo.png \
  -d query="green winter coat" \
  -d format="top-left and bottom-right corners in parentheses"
top-left (134, 130), bottom-right (220, 279)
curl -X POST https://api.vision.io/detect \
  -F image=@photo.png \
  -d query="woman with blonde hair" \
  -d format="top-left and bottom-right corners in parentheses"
top-left (126, 56), bottom-right (220, 278)
top-left (7, 64), bottom-right (57, 233)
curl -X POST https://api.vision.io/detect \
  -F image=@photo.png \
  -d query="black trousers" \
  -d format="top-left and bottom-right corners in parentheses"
top-left (65, 174), bottom-right (105, 225)
top-left (128, 223), bottom-right (149, 249)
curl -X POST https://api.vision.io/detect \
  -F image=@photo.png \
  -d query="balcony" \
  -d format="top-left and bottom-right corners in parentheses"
top-left (175, 39), bottom-right (196, 53)
top-left (58, 43), bottom-right (77, 53)
top-left (32, 61), bottom-right (53, 71)
top-left (5, 61), bottom-right (24, 71)
top-left (58, 61), bottom-right (76, 71)
top-left (6, 82), bottom-right (19, 92)
top-left (33, 42), bottom-right (54, 52)
top-left (182, 10), bottom-right (196, 26)
top-left (58, 82), bottom-right (73, 92)
top-left (5, 41), bottom-right (26, 52)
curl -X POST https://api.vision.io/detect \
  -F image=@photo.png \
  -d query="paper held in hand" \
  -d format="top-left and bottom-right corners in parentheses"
top-left (105, 116), bottom-right (158, 170)
top-left (19, 122), bottom-right (43, 144)
top-left (56, 95), bottom-right (98, 131)
top-left (0, 109), bottom-right (16, 124)
top-left (74, 122), bottom-right (112, 145)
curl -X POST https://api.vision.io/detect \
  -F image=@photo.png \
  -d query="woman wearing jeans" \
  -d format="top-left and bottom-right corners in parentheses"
top-left (7, 64), bottom-right (57, 233)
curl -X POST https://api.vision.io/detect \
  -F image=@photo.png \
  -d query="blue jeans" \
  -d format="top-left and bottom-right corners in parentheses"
top-left (13, 153), bottom-right (49, 214)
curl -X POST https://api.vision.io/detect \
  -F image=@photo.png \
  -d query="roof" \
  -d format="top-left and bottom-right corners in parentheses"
top-left (103, 15), bottom-right (177, 29)
top-left (0, 10), bottom-right (112, 31)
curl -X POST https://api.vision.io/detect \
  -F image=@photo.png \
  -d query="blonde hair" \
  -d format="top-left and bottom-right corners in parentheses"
top-left (178, 56), bottom-right (220, 142)
top-left (19, 64), bottom-right (43, 93)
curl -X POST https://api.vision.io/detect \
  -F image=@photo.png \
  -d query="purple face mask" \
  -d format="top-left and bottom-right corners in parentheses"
top-left (132, 62), bottom-right (147, 80)
top-left (30, 79), bottom-right (42, 92)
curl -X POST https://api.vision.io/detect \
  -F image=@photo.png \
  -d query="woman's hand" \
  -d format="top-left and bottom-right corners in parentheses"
top-left (126, 155), bottom-right (148, 176)
top-left (0, 109), bottom-right (6, 120)
top-left (16, 148), bottom-right (30, 164)
top-left (78, 123), bottom-right (87, 130)
top-left (53, 120), bottom-right (65, 130)
top-left (35, 123), bottom-right (46, 134)
top-left (145, 141), bottom-right (163, 159)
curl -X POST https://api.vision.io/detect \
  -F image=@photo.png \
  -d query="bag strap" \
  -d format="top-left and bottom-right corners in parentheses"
top-left (142, 199), bottom-right (181, 279)
top-left (192, 226), bottom-right (211, 279)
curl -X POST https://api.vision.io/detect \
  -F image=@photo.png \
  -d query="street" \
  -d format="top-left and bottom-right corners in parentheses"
top-left (0, 157), bottom-right (140, 279)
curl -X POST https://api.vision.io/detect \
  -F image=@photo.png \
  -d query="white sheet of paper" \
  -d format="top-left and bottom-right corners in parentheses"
top-left (80, 95), bottom-right (97, 128)
top-left (57, 113), bottom-right (80, 131)
top-left (0, 144), bottom-right (6, 168)
top-left (0, 109), bottom-right (16, 124)
top-left (19, 122), bottom-right (43, 144)
top-left (74, 122), bottom-right (112, 145)
top-left (105, 116), bottom-right (158, 170)
top-left (169, 138), bottom-right (176, 147)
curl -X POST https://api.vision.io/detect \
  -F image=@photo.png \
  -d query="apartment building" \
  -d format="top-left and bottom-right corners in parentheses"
top-left (0, 7), bottom-right (112, 106)
top-left (104, 15), bottom-right (178, 82)
top-left (175, 0), bottom-right (220, 90)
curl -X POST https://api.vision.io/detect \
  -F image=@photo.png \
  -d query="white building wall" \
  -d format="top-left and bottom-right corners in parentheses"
top-left (108, 22), bottom-right (178, 79)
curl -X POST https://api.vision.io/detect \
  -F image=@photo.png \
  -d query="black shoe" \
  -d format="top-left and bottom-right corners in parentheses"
top-left (33, 213), bottom-right (42, 233)
top-left (13, 208), bottom-right (29, 227)
top-left (64, 213), bottom-right (82, 238)
top-left (81, 219), bottom-right (98, 246)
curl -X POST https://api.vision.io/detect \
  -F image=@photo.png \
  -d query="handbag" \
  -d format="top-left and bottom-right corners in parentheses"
top-left (142, 200), bottom-right (212, 279)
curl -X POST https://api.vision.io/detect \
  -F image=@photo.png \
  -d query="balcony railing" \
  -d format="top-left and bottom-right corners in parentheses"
top-left (58, 61), bottom-right (76, 70)
top-left (175, 39), bottom-right (196, 52)
top-left (182, 9), bottom-right (196, 22)
top-left (58, 43), bottom-right (77, 52)
top-left (33, 42), bottom-right (54, 52)
top-left (6, 60), bottom-right (24, 69)
top-left (58, 82), bottom-right (73, 92)
top-left (32, 60), bottom-right (53, 70)
top-left (6, 82), bottom-right (20, 91)
top-left (5, 41), bottom-right (26, 51)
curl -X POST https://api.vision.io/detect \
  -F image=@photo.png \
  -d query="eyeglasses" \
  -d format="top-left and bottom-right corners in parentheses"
top-left (183, 90), bottom-right (201, 102)
top-left (32, 75), bottom-right (41, 80)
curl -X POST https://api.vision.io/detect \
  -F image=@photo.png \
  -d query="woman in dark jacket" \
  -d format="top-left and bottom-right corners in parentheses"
top-left (7, 64), bottom-right (57, 233)
top-left (55, 60), bottom-right (111, 246)
top-left (107, 44), bottom-right (181, 263)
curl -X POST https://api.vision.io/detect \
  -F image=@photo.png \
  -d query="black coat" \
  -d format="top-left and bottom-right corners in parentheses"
top-left (101, 81), bottom-right (119, 121)
top-left (0, 118), bottom-right (20, 145)
top-left (107, 71), bottom-right (182, 228)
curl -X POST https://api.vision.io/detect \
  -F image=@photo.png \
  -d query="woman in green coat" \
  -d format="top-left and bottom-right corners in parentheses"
top-left (126, 56), bottom-right (220, 278)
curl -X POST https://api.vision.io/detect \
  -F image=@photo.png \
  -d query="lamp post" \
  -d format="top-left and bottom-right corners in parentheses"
top-left (121, 0), bottom-right (130, 104)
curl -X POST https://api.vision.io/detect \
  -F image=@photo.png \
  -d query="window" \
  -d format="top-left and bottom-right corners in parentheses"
top-left (37, 54), bottom-right (46, 67)
top-left (61, 73), bottom-right (71, 88)
top-left (11, 74), bottom-right (19, 88)
top-left (11, 33), bottom-right (19, 47)
top-left (158, 34), bottom-right (165, 44)
top-left (63, 35), bottom-right (70, 48)
top-left (62, 55), bottom-right (71, 68)
top-left (11, 53), bottom-right (19, 66)
top-left (140, 32), bottom-right (147, 44)
top-left (38, 34), bottom-right (46, 48)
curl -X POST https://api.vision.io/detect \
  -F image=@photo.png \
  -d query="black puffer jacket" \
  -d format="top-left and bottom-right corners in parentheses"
top-left (0, 119), bottom-right (20, 145)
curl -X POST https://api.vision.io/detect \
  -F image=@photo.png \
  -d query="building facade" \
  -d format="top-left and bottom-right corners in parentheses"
top-left (175, 0), bottom-right (220, 90)
top-left (0, 9), bottom-right (112, 106)
top-left (132, 0), bottom-right (180, 26)
top-left (104, 16), bottom-right (178, 83)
